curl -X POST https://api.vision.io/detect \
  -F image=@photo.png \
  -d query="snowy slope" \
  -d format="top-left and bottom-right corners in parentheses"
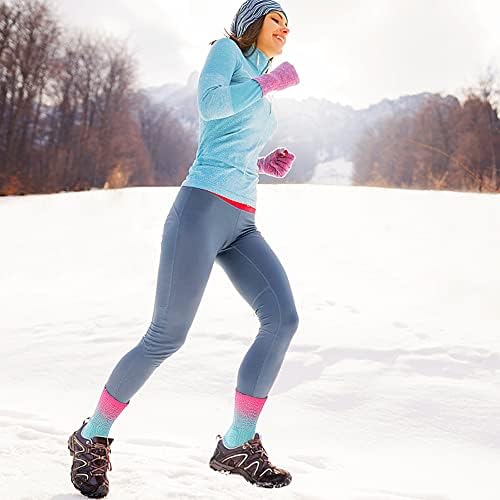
top-left (1, 185), bottom-right (499, 500)
top-left (309, 158), bottom-right (353, 185)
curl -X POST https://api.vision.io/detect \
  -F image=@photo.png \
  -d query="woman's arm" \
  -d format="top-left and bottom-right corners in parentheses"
top-left (198, 38), bottom-right (264, 121)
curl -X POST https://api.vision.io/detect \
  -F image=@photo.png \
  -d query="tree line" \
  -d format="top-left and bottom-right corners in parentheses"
top-left (353, 74), bottom-right (500, 193)
top-left (0, 0), bottom-right (196, 195)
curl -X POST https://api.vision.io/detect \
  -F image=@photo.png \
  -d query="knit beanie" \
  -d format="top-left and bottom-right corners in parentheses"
top-left (230, 0), bottom-right (288, 38)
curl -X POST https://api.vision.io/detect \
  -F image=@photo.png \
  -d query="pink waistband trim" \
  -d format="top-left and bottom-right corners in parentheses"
top-left (209, 191), bottom-right (256, 213)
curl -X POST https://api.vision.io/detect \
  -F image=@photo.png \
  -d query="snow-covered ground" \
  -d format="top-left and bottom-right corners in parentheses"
top-left (310, 158), bottom-right (353, 185)
top-left (1, 184), bottom-right (499, 500)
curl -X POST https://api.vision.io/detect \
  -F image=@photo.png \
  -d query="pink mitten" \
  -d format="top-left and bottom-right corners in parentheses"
top-left (253, 62), bottom-right (300, 97)
top-left (257, 147), bottom-right (296, 178)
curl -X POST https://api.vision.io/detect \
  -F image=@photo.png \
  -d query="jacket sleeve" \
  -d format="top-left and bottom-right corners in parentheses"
top-left (198, 38), bottom-right (264, 121)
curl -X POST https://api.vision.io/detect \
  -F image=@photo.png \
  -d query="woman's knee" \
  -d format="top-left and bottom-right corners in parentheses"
top-left (277, 307), bottom-right (299, 345)
top-left (257, 290), bottom-right (299, 336)
top-left (284, 307), bottom-right (299, 336)
top-left (141, 319), bottom-right (188, 360)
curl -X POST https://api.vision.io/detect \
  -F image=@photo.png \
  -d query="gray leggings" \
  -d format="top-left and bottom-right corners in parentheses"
top-left (105, 186), bottom-right (299, 402)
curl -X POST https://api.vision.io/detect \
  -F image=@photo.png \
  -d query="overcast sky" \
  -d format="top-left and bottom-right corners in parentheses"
top-left (55, 0), bottom-right (500, 109)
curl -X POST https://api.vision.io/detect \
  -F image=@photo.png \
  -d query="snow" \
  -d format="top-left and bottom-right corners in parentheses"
top-left (310, 158), bottom-right (353, 185)
top-left (1, 184), bottom-right (499, 500)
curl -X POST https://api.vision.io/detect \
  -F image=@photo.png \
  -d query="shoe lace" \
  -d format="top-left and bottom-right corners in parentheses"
top-left (88, 442), bottom-right (112, 475)
top-left (243, 438), bottom-right (277, 470)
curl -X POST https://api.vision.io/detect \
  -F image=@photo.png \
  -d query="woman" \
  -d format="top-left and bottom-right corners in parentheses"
top-left (68, 0), bottom-right (300, 496)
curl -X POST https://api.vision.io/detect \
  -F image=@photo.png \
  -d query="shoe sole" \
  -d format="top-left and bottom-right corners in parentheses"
top-left (209, 458), bottom-right (292, 488)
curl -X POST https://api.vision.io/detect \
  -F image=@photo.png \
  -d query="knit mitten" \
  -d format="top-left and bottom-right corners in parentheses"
top-left (253, 62), bottom-right (300, 96)
top-left (257, 147), bottom-right (296, 178)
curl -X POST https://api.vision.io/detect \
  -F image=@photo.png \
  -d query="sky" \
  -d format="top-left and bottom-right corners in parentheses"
top-left (54, 0), bottom-right (500, 109)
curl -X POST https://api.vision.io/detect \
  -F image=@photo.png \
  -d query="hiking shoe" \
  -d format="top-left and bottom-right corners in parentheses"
top-left (209, 433), bottom-right (292, 488)
top-left (68, 418), bottom-right (114, 498)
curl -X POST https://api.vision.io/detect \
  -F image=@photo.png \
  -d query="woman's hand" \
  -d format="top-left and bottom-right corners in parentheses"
top-left (253, 62), bottom-right (300, 97)
top-left (257, 147), bottom-right (296, 178)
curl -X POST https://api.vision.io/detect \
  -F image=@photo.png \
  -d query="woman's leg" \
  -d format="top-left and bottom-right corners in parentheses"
top-left (215, 226), bottom-right (299, 447)
top-left (82, 187), bottom-right (238, 439)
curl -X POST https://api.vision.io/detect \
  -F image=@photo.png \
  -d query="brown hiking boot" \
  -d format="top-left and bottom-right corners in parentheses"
top-left (68, 418), bottom-right (113, 498)
top-left (209, 433), bottom-right (292, 488)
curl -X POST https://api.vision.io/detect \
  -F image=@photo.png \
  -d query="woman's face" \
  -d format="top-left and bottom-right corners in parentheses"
top-left (256, 11), bottom-right (289, 58)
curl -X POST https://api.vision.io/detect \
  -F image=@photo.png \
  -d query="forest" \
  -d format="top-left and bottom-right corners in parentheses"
top-left (0, 0), bottom-right (195, 195)
top-left (354, 87), bottom-right (500, 193)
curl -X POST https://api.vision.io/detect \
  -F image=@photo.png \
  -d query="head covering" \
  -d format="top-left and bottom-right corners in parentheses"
top-left (230, 0), bottom-right (288, 39)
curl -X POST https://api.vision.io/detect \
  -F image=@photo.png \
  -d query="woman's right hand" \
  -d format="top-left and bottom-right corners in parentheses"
top-left (253, 62), bottom-right (300, 97)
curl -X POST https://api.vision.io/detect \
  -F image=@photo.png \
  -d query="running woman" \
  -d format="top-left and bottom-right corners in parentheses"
top-left (68, 0), bottom-right (300, 496)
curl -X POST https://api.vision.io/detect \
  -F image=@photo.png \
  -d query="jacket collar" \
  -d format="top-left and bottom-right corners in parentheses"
top-left (244, 44), bottom-right (271, 75)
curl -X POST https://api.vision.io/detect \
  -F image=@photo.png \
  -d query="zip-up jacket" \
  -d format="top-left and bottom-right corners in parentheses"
top-left (181, 37), bottom-right (278, 208)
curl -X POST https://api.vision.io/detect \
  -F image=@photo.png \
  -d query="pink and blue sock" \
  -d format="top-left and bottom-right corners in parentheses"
top-left (223, 390), bottom-right (267, 448)
top-left (81, 386), bottom-right (128, 440)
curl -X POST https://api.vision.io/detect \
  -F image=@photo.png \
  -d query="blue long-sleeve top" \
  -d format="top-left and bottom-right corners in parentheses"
top-left (180, 37), bottom-right (278, 208)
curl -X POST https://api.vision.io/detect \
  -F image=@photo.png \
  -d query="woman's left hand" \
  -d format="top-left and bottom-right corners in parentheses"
top-left (257, 147), bottom-right (296, 178)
